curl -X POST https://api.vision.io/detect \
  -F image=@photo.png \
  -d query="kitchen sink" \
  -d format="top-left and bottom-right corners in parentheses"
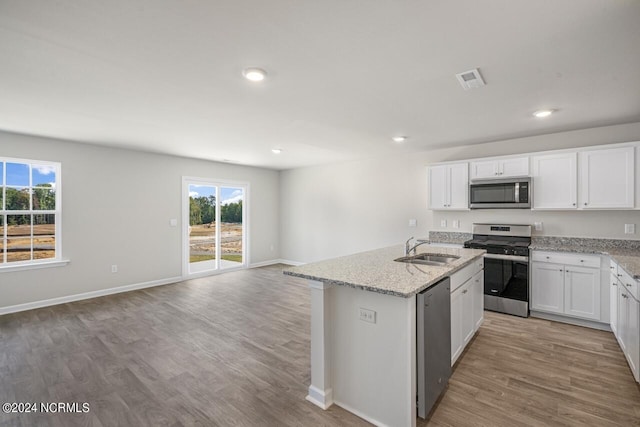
top-left (394, 253), bottom-right (461, 266)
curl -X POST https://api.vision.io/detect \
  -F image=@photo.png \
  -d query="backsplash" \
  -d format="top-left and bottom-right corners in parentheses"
top-left (427, 231), bottom-right (472, 244)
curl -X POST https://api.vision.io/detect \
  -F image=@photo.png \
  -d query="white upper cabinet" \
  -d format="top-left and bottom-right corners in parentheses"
top-left (428, 163), bottom-right (468, 210)
top-left (532, 152), bottom-right (577, 209)
top-left (470, 157), bottom-right (529, 180)
top-left (579, 146), bottom-right (635, 209)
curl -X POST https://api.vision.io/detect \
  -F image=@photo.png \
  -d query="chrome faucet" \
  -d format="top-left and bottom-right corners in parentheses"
top-left (405, 236), bottom-right (428, 255)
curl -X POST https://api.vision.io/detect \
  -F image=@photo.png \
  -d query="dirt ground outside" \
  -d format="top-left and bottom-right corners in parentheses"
top-left (189, 222), bottom-right (242, 263)
top-left (5, 223), bottom-right (55, 262)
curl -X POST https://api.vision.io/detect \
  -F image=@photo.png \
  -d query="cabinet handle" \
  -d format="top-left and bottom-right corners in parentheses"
top-left (610, 266), bottom-right (615, 270)
top-left (580, 260), bottom-right (584, 263)
top-left (618, 274), bottom-right (623, 277)
top-left (612, 282), bottom-right (617, 286)
top-left (546, 256), bottom-right (550, 259)
top-left (584, 202), bottom-right (588, 206)
top-left (622, 294), bottom-right (628, 299)
top-left (559, 269), bottom-right (563, 272)
top-left (626, 283), bottom-right (633, 287)
top-left (572, 203), bottom-right (576, 206)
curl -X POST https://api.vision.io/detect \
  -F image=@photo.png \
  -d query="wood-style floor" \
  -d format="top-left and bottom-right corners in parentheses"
top-left (1, 265), bottom-right (639, 426)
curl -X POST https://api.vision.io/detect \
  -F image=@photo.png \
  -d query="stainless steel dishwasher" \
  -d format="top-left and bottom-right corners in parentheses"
top-left (417, 277), bottom-right (452, 419)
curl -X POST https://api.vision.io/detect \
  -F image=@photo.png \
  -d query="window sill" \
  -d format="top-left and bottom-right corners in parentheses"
top-left (0, 259), bottom-right (70, 273)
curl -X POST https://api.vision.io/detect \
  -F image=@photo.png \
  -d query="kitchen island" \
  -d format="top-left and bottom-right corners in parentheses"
top-left (284, 244), bottom-right (485, 427)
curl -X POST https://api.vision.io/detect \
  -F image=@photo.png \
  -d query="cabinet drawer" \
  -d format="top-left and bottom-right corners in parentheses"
top-left (617, 267), bottom-right (639, 300)
top-left (450, 257), bottom-right (483, 292)
top-left (531, 251), bottom-right (600, 268)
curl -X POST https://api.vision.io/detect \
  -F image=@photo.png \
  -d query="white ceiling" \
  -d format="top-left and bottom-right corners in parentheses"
top-left (1, 1), bottom-right (639, 170)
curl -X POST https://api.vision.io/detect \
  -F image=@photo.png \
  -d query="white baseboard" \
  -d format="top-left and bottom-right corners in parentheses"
top-left (530, 310), bottom-right (611, 331)
top-left (278, 259), bottom-right (305, 266)
top-left (0, 276), bottom-right (182, 316)
top-left (250, 259), bottom-right (305, 267)
top-left (249, 259), bottom-right (282, 268)
top-left (306, 385), bottom-right (333, 410)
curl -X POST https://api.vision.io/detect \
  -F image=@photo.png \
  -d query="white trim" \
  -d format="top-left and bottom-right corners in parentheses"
top-left (306, 385), bottom-right (333, 410)
top-left (182, 177), bottom-right (250, 277)
top-left (530, 310), bottom-right (611, 331)
top-left (278, 259), bottom-right (305, 266)
top-left (332, 400), bottom-right (390, 427)
top-left (249, 259), bottom-right (282, 268)
top-left (0, 258), bottom-right (69, 273)
top-left (0, 275), bottom-right (182, 316)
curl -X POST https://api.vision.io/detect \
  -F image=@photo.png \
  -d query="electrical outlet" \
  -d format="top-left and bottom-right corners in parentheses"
top-left (169, 218), bottom-right (178, 227)
top-left (408, 219), bottom-right (417, 227)
top-left (452, 220), bottom-right (460, 229)
top-left (359, 308), bottom-right (376, 324)
top-left (440, 219), bottom-right (447, 228)
top-left (625, 224), bottom-right (635, 234)
top-left (534, 222), bottom-right (543, 231)
top-left (111, 265), bottom-right (118, 273)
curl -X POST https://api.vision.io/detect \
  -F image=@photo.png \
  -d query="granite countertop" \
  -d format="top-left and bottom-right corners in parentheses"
top-left (283, 245), bottom-right (486, 298)
top-left (530, 237), bottom-right (640, 280)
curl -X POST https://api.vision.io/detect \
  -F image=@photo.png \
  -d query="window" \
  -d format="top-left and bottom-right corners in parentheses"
top-left (1, 158), bottom-right (61, 267)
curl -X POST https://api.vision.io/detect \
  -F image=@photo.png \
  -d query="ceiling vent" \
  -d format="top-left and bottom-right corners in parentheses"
top-left (456, 68), bottom-right (485, 90)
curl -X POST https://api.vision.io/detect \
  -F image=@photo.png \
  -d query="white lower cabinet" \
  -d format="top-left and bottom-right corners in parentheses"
top-left (450, 263), bottom-right (484, 365)
top-left (612, 259), bottom-right (640, 383)
top-left (472, 270), bottom-right (484, 330)
top-left (531, 251), bottom-right (601, 321)
top-left (610, 269), bottom-right (618, 336)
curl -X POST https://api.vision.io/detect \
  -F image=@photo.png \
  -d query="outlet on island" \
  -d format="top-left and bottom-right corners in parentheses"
top-left (359, 308), bottom-right (376, 324)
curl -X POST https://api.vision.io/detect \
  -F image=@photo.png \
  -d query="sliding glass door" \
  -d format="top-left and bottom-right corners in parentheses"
top-left (183, 178), bottom-right (247, 276)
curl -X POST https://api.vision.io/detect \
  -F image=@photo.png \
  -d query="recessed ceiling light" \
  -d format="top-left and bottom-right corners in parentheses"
top-left (533, 109), bottom-right (555, 118)
top-left (271, 148), bottom-right (282, 154)
top-left (243, 67), bottom-right (267, 82)
top-left (392, 136), bottom-right (407, 143)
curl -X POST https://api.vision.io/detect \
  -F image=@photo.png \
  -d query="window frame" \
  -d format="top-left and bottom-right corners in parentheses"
top-left (1, 156), bottom-right (63, 271)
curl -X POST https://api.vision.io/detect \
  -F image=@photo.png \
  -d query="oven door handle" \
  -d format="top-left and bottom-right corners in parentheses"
top-left (483, 253), bottom-right (529, 263)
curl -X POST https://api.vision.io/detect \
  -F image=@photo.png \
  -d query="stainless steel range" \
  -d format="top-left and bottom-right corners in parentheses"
top-left (463, 223), bottom-right (531, 317)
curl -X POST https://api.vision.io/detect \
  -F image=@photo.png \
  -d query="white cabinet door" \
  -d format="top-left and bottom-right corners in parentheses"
top-left (531, 262), bottom-right (565, 314)
top-left (619, 285), bottom-right (629, 353)
top-left (428, 165), bottom-right (447, 209)
top-left (532, 152), bottom-right (577, 209)
top-left (470, 160), bottom-right (499, 180)
top-left (470, 157), bottom-right (529, 180)
top-left (618, 286), bottom-right (639, 382)
top-left (628, 295), bottom-right (640, 382)
top-left (564, 266), bottom-right (601, 320)
top-left (472, 270), bottom-right (484, 331)
top-left (428, 163), bottom-right (469, 210)
top-left (462, 281), bottom-right (474, 345)
top-left (579, 146), bottom-right (635, 209)
top-left (450, 285), bottom-right (464, 365)
top-left (611, 273), bottom-right (619, 336)
top-left (448, 163), bottom-right (469, 209)
top-left (500, 157), bottom-right (529, 178)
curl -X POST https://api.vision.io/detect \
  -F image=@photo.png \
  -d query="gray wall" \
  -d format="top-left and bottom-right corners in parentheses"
top-left (0, 131), bottom-right (280, 309)
top-left (280, 122), bottom-right (640, 263)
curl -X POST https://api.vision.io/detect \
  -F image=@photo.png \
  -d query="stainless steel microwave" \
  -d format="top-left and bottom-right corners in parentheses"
top-left (469, 178), bottom-right (531, 209)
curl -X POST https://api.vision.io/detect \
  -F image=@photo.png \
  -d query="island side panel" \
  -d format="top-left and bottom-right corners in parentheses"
top-left (307, 280), bottom-right (334, 408)
top-left (330, 285), bottom-right (417, 427)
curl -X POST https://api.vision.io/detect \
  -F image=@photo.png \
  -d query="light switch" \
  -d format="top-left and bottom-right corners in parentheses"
top-left (408, 219), bottom-right (417, 227)
top-left (534, 222), bottom-right (543, 231)
top-left (359, 308), bottom-right (376, 324)
top-left (170, 219), bottom-right (178, 227)
top-left (440, 219), bottom-right (447, 228)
